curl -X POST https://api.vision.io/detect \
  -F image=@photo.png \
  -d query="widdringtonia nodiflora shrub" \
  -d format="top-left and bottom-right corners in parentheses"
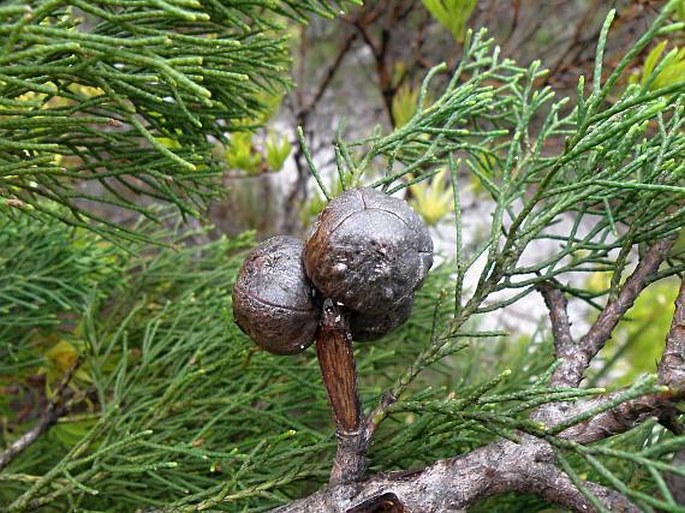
top-left (1, 1), bottom-right (684, 513)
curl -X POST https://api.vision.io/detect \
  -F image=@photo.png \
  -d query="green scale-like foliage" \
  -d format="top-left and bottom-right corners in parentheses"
top-left (0, 0), bottom-right (358, 241)
top-left (0, 215), bottom-right (564, 512)
top-left (2, 220), bottom-right (671, 512)
top-left (0, 212), bottom-right (123, 340)
top-left (0, 214), bottom-right (450, 511)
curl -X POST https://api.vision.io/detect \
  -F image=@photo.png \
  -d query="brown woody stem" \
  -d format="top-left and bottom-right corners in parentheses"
top-left (658, 278), bottom-right (685, 387)
top-left (272, 437), bottom-right (639, 513)
top-left (0, 356), bottom-right (82, 472)
top-left (316, 299), bottom-right (368, 485)
top-left (549, 237), bottom-right (675, 388)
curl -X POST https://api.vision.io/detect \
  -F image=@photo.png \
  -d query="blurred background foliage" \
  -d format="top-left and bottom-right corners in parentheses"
top-left (215, 0), bottom-right (685, 236)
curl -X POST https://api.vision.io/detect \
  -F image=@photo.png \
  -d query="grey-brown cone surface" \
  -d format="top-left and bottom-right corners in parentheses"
top-left (304, 187), bottom-right (433, 315)
top-left (349, 294), bottom-right (414, 341)
top-left (232, 236), bottom-right (320, 354)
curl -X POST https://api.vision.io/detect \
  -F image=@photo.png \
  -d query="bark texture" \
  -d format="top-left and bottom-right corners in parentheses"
top-left (271, 240), bottom-right (682, 512)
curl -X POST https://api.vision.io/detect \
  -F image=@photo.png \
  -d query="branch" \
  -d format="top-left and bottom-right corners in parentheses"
top-left (538, 280), bottom-right (574, 380)
top-left (316, 300), bottom-right (369, 485)
top-left (0, 357), bottom-right (82, 472)
top-left (276, 240), bottom-right (679, 513)
top-left (550, 237), bottom-right (675, 388)
top-left (556, 387), bottom-right (682, 444)
top-left (553, 279), bottom-right (685, 443)
top-left (658, 278), bottom-right (685, 387)
top-left (271, 438), bottom-right (638, 513)
top-left (290, 238), bottom-right (678, 512)
top-left (286, 28), bottom-right (358, 232)
top-left (347, 3), bottom-right (397, 126)
top-left (296, 31), bottom-right (358, 128)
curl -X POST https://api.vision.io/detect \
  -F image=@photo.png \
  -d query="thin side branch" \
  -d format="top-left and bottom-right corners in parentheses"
top-left (364, 390), bottom-right (396, 440)
top-left (551, 237), bottom-right (675, 388)
top-left (297, 31), bottom-right (358, 126)
top-left (538, 280), bottom-right (575, 383)
top-left (658, 278), bottom-right (685, 387)
top-left (537, 274), bottom-right (684, 444)
top-left (557, 387), bottom-right (683, 444)
top-left (0, 357), bottom-right (82, 472)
